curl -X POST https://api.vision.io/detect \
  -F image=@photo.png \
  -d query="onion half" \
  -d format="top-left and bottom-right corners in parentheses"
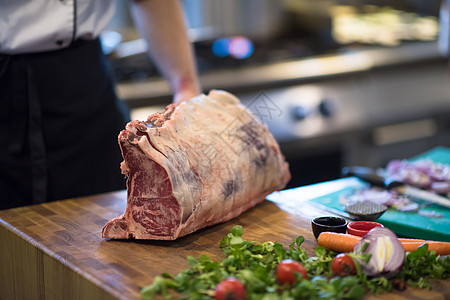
top-left (353, 227), bottom-right (405, 278)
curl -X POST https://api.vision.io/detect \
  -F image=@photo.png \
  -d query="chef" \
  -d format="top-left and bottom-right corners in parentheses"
top-left (0, 0), bottom-right (201, 210)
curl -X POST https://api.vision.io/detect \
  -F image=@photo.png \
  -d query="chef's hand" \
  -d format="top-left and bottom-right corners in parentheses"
top-left (173, 91), bottom-right (200, 104)
top-left (173, 80), bottom-right (201, 104)
top-left (129, 0), bottom-right (201, 105)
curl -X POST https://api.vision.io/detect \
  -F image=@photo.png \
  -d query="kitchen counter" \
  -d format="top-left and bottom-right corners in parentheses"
top-left (1, 181), bottom-right (449, 300)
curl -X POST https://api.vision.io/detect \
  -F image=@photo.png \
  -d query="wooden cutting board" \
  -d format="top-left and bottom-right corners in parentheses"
top-left (0, 187), bottom-right (449, 300)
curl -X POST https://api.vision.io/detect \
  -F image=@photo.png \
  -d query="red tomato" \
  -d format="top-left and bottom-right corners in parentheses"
top-left (215, 277), bottom-right (246, 300)
top-left (331, 253), bottom-right (356, 276)
top-left (276, 259), bottom-right (308, 285)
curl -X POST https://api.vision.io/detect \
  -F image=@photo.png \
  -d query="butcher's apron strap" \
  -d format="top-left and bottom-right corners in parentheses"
top-left (25, 62), bottom-right (48, 204)
top-left (7, 55), bottom-right (27, 155)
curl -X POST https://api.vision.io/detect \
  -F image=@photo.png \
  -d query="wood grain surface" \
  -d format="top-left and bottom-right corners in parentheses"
top-left (0, 188), bottom-right (449, 300)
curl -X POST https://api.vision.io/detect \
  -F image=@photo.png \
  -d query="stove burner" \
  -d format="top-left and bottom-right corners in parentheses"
top-left (108, 36), bottom-right (335, 83)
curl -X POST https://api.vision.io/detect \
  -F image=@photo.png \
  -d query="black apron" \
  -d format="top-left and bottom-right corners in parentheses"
top-left (0, 39), bottom-right (130, 210)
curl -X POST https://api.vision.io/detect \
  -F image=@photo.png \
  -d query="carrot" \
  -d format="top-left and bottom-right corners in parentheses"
top-left (398, 238), bottom-right (450, 255)
top-left (317, 232), bottom-right (361, 253)
top-left (401, 242), bottom-right (450, 255)
top-left (317, 232), bottom-right (450, 256)
top-left (398, 238), bottom-right (427, 243)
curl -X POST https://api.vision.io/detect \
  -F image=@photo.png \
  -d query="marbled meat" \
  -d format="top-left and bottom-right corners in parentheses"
top-left (102, 90), bottom-right (290, 240)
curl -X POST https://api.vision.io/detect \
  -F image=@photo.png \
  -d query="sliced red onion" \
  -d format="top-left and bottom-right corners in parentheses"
top-left (342, 188), bottom-right (418, 212)
top-left (385, 159), bottom-right (450, 195)
top-left (418, 210), bottom-right (443, 218)
top-left (431, 182), bottom-right (450, 194)
top-left (353, 227), bottom-right (405, 278)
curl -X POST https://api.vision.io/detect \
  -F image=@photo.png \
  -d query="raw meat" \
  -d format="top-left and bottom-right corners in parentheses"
top-left (102, 90), bottom-right (290, 240)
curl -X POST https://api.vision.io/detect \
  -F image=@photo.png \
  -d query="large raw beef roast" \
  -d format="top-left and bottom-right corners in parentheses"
top-left (102, 90), bottom-right (290, 240)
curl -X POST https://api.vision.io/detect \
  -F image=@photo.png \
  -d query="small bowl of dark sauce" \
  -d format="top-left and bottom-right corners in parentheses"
top-left (311, 216), bottom-right (348, 239)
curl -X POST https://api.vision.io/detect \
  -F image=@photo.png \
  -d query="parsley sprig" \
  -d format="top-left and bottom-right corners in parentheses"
top-left (141, 225), bottom-right (449, 300)
top-left (396, 243), bottom-right (450, 289)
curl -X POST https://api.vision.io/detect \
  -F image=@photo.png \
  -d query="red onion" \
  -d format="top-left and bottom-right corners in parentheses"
top-left (353, 227), bottom-right (405, 278)
top-left (431, 181), bottom-right (450, 194)
top-left (385, 159), bottom-right (450, 195)
top-left (342, 188), bottom-right (418, 212)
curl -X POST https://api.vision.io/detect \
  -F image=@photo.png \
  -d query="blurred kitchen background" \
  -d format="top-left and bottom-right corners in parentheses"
top-left (102, 0), bottom-right (450, 188)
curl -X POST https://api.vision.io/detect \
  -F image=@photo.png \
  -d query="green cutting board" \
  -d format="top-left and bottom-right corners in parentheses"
top-left (307, 177), bottom-right (450, 242)
top-left (270, 147), bottom-right (450, 242)
top-left (409, 146), bottom-right (450, 164)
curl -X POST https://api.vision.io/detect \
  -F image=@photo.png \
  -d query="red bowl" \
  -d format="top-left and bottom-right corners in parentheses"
top-left (347, 221), bottom-right (384, 237)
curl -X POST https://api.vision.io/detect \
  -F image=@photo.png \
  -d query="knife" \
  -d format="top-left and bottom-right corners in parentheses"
top-left (342, 166), bottom-right (450, 209)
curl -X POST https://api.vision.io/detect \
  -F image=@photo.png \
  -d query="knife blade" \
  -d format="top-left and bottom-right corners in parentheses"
top-left (308, 201), bottom-right (355, 220)
top-left (342, 166), bottom-right (450, 209)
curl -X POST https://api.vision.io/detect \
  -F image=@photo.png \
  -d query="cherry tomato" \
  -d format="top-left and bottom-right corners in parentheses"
top-left (331, 253), bottom-right (356, 276)
top-left (276, 259), bottom-right (308, 285)
top-left (215, 277), bottom-right (246, 300)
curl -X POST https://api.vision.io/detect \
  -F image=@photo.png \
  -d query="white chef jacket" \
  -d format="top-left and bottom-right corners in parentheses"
top-left (0, 0), bottom-right (115, 54)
